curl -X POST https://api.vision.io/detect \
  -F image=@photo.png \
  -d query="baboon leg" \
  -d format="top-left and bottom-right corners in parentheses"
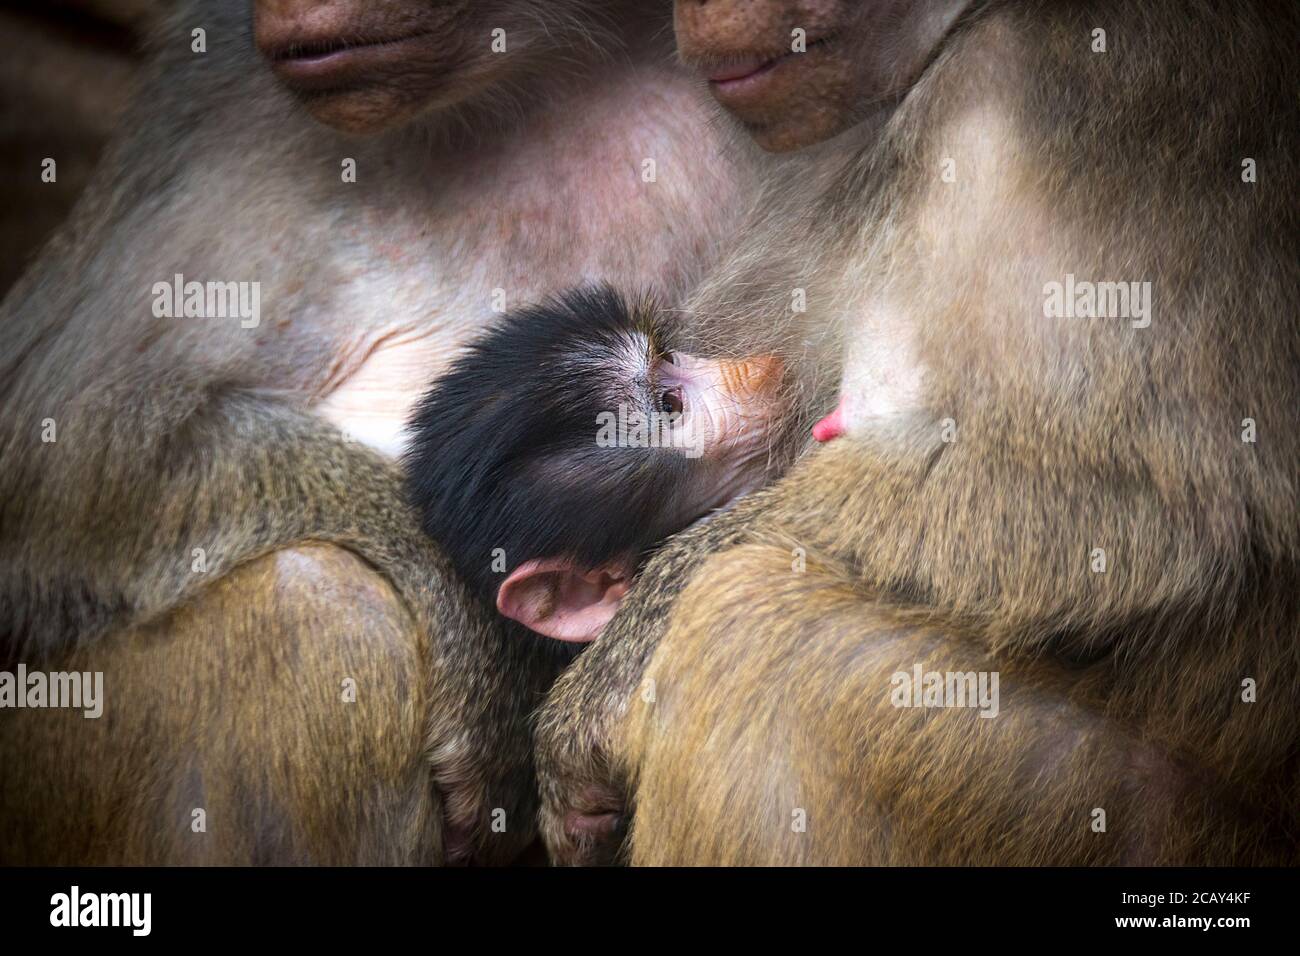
top-left (0, 545), bottom-right (447, 865)
top-left (633, 545), bottom-right (1253, 864)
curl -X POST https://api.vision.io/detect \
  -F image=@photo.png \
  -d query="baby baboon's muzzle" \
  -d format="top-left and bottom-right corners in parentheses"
top-left (718, 354), bottom-right (783, 401)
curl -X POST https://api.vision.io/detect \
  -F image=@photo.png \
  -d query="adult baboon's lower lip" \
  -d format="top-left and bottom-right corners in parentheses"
top-left (266, 32), bottom-right (433, 90)
top-left (706, 54), bottom-right (782, 84)
top-left (705, 37), bottom-right (832, 98)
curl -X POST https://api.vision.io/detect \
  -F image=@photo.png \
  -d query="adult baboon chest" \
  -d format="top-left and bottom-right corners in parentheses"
top-left (81, 60), bottom-right (751, 459)
top-left (308, 96), bottom-right (741, 458)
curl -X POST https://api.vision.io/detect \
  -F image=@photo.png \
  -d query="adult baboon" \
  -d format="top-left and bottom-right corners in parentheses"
top-left (0, 0), bottom-right (758, 863)
top-left (536, 0), bottom-right (1300, 865)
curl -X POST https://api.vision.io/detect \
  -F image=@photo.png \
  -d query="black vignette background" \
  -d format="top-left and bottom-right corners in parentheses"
top-left (0, 0), bottom-right (164, 294)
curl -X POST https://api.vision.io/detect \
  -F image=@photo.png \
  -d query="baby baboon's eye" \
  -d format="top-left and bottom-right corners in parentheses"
top-left (662, 351), bottom-right (678, 365)
top-left (660, 388), bottom-right (684, 416)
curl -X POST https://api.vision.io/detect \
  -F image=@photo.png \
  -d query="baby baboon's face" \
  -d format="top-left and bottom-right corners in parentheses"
top-left (652, 348), bottom-right (785, 512)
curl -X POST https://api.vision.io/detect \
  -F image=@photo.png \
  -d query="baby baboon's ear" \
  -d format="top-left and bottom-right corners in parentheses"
top-left (497, 559), bottom-right (630, 643)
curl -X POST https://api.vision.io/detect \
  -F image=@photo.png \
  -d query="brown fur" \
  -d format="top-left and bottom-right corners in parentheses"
top-left (0, 0), bottom-right (756, 863)
top-left (623, 543), bottom-right (1267, 865)
top-left (2, 546), bottom-right (449, 865)
top-left (536, 0), bottom-right (1300, 864)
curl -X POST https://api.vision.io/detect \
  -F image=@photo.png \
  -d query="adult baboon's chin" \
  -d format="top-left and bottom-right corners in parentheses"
top-left (674, 0), bottom-right (972, 152)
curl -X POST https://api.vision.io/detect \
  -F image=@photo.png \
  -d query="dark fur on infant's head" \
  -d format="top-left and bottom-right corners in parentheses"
top-left (404, 284), bottom-right (781, 642)
top-left (404, 287), bottom-right (691, 607)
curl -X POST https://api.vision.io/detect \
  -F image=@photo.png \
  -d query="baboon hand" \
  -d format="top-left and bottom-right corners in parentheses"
top-left (534, 663), bottom-right (634, 865)
top-left (545, 780), bottom-right (628, 866)
top-left (431, 746), bottom-right (539, 865)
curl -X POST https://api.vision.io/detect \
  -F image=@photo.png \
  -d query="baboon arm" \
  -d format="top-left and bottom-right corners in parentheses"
top-left (534, 504), bottom-right (759, 864)
top-left (1, 388), bottom-right (426, 660)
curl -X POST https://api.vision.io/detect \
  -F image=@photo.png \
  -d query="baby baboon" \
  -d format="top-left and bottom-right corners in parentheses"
top-left (405, 286), bottom-right (782, 642)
